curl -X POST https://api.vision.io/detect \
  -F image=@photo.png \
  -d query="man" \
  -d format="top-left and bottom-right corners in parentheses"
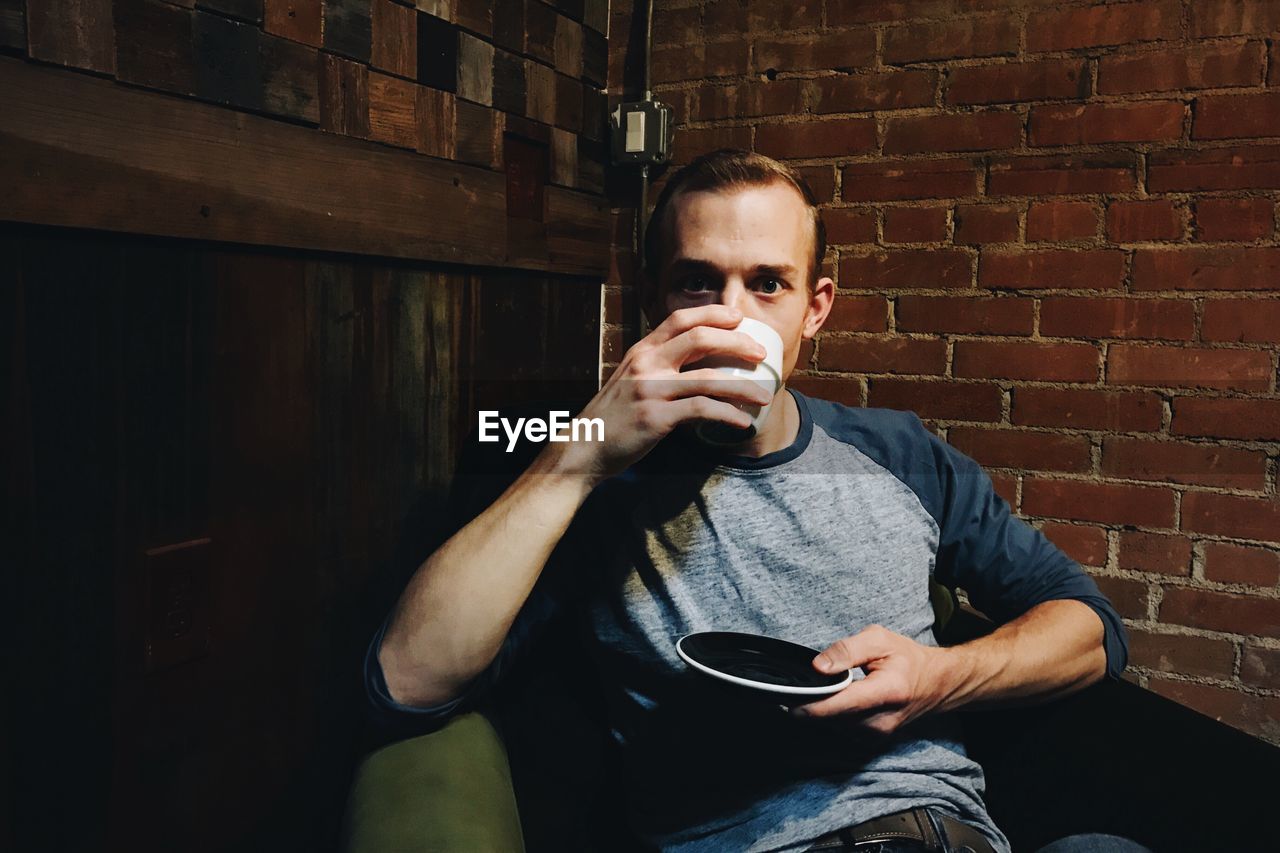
top-left (366, 149), bottom-right (1132, 853)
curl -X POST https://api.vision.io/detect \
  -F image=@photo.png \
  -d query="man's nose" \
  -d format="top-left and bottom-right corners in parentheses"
top-left (717, 279), bottom-right (749, 312)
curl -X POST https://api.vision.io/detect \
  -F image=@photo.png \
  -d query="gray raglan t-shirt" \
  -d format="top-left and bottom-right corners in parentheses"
top-left (366, 389), bottom-right (1130, 852)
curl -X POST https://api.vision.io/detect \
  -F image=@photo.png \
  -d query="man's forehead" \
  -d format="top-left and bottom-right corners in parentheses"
top-left (667, 182), bottom-right (812, 256)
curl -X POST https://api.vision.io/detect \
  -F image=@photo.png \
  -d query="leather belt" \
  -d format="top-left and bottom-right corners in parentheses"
top-left (804, 806), bottom-right (996, 852)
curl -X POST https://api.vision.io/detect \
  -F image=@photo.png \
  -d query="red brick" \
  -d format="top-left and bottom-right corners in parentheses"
top-left (1161, 585), bottom-right (1280, 636)
top-left (1039, 522), bottom-right (1109, 567)
top-left (786, 375), bottom-right (864, 407)
top-left (687, 79), bottom-right (804, 121)
top-left (980, 250), bottom-right (1126, 290)
top-left (1132, 247), bottom-right (1280, 291)
top-left (1272, 41), bottom-right (1280, 86)
top-left (827, 0), bottom-right (952, 25)
top-left (824, 295), bottom-right (889, 332)
top-left (1039, 297), bottom-right (1196, 340)
top-left (843, 160), bottom-right (980, 202)
top-left (1030, 101), bottom-right (1185, 146)
top-left (949, 427), bottom-right (1093, 473)
top-left (649, 5), bottom-right (701, 44)
top-left (1204, 542), bottom-right (1280, 586)
top-left (954, 205), bottom-right (1019, 244)
top-left (753, 29), bottom-right (876, 74)
top-left (1148, 145), bottom-right (1280, 191)
top-left (1027, 0), bottom-right (1181, 52)
top-left (1107, 200), bottom-right (1185, 242)
top-left (756, 118), bottom-right (877, 160)
top-left (1128, 630), bottom-right (1238, 678)
top-left (1103, 437), bottom-right (1266, 490)
top-left (1182, 492), bottom-right (1280, 542)
top-left (885, 112), bottom-right (1023, 155)
top-left (896, 296), bottom-right (1033, 335)
top-left (1012, 387), bottom-right (1164, 431)
top-left (1026, 201), bottom-right (1099, 242)
top-left (1092, 575), bottom-right (1151, 620)
top-left (868, 379), bottom-right (1003, 422)
top-left (811, 71), bottom-right (937, 114)
top-left (954, 341), bottom-right (1099, 382)
top-left (798, 166), bottom-right (837, 202)
top-left (840, 250), bottom-right (974, 289)
top-left (1119, 531), bottom-right (1194, 575)
top-left (1172, 397), bottom-right (1280, 440)
top-left (819, 336), bottom-right (947, 375)
top-left (1098, 43), bottom-right (1266, 94)
top-left (1023, 478), bottom-right (1177, 527)
top-left (883, 16), bottom-right (1018, 64)
top-left (1241, 643), bottom-right (1280, 689)
top-left (673, 126), bottom-right (754, 165)
top-left (1107, 344), bottom-right (1273, 392)
top-left (1202, 299), bottom-right (1280, 343)
top-left (1147, 678), bottom-right (1280, 743)
top-left (1195, 198), bottom-right (1275, 242)
top-left (946, 60), bottom-right (1089, 106)
top-left (883, 208), bottom-right (948, 243)
top-left (989, 154), bottom-right (1139, 196)
top-left (1190, 0), bottom-right (1280, 38)
top-left (1194, 93), bottom-right (1280, 140)
top-left (651, 42), bottom-right (752, 85)
top-left (821, 208), bottom-right (876, 245)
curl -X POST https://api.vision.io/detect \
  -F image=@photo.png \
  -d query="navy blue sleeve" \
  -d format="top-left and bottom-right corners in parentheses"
top-left (363, 403), bottom-right (589, 735)
top-left (919, 423), bottom-right (1129, 681)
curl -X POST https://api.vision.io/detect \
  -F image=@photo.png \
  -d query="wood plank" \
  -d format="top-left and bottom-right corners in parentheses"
top-left (27, 0), bottom-right (115, 72)
top-left (322, 0), bottom-right (371, 62)
top-left (114, 0), bottom-right (197, 96)
top-left (0, 56), bottom-right (609, 274)
top-left (192, 9), bottom-right (262, 111)
top-left (453, 0), bottom-right (489, 38)
top-left (416, 85), bottom-right (456, 158)
top-left (0, 0), bottom-right (24, 51)
top-left (371, 0), bottom-right (416, 78)
top-left (264, 0), bottom-right (321, 48)
top-left (367, 69), bottom-right (418, 148)
top-left (259, 30), bottom-right (319, 123)
top-left (318, 52), bottom-right (369, 137)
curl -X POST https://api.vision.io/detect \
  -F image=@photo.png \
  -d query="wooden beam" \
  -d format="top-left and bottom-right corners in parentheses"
top-left (0, 57), bottom-right (610, 276)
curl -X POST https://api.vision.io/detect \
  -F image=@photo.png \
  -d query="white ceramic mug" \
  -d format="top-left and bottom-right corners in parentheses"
top-left (687, 316), bottom-right (785, 445)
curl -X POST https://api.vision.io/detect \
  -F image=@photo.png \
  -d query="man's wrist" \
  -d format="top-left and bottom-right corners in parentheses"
top-left (928, 639), bottom-right (1008, 716)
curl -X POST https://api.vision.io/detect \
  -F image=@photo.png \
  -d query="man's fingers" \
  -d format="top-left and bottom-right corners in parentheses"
top-left (656, 325), bottom-right (766, 370)
top-left (793, 670), bottom-right (904, 720)
top-left (643, 371), bottom-right (774, 406)
top-left (812, 626), bottom-right (891, 674)
top-left (647, 305), bottom-right (746, 346)
top-left (659, 396), bottom-right (754, 433)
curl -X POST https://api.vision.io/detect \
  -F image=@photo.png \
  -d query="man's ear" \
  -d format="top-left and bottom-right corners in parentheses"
top-left (802, 276), bottom-right (836, 339)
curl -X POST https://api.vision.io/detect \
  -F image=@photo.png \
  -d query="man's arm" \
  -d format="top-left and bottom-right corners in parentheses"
top-left (932, 597), bottom-right (1107, 713)
top-left (376, 305), bottom-right (772, 710)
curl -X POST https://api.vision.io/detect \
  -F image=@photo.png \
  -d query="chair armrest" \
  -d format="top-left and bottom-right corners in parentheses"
top-left (342, 711), bottom-right (526, 853)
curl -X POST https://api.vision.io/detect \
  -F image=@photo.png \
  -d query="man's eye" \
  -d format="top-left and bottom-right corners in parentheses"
top-left (681, 276), bottom-right (714, 293)
top-left (757, 278), bottom-right (783, 294)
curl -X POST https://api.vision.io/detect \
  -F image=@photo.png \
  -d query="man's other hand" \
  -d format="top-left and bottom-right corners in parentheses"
top-left (791, 624), bottom-right (960, 735)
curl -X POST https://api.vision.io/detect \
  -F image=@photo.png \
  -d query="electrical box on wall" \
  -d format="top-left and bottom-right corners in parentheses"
top-left (610, 100), bottom-right (674, 166)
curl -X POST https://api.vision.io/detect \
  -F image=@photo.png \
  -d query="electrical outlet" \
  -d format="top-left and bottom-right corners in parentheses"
top-left (144, 537), bottom-right (212, 673)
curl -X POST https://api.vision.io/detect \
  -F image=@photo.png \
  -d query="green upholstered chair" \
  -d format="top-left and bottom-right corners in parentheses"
top-left (343, 573), bottom-right (1280, 853)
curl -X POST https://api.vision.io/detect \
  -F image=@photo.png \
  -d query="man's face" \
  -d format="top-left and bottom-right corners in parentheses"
top-left (648, 181), bottom-right (835, 381)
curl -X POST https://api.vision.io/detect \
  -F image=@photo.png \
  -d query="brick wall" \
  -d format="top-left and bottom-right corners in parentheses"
top-left (606, 0), bottom-right (1280, 745)
top-left (2, 0), bottom-right (610, 217)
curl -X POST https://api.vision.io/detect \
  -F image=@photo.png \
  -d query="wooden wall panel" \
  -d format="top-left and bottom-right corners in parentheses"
top-left (26, 0), bottom-right (115, 72)
top-left (1, 56), bottom-right (609, 275)
top-left (6, 223), bottom-right (601, 851)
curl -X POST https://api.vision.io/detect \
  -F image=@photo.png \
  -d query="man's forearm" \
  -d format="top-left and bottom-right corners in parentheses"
top-left (378, 445), bottom-right (596, 708)
top-left (931, 598), bottom-right (1109, 714)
